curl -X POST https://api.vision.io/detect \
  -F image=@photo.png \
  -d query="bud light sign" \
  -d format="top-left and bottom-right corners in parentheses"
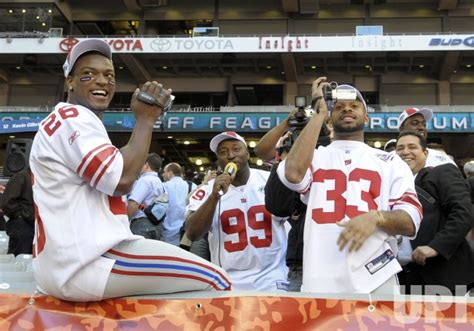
top-left (429, 36), bottom-right (474, 47)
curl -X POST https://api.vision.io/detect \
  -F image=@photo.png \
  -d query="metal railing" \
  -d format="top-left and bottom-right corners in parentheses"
top-left (1, 31), bottom-right (474, 39)
top-left (0, 105), bottom-right (472, 113)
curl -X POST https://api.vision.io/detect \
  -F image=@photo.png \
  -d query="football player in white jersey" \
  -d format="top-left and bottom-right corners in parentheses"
top-left (277, 77), bottom-right (422, 295)
top-left (185, 131), bottom-right (289, 291)
top-left (397, 107), bottom-right (456, 167)
top-left (29, 39), bottom-right (231, 302)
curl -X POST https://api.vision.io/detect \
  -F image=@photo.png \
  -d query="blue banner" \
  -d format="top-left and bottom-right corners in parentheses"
top-left (0, 112), bottom-right (472, 134)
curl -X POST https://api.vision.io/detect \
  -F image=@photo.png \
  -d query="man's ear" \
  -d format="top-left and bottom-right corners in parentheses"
top-left (66, 76), bottom-right (74, 91)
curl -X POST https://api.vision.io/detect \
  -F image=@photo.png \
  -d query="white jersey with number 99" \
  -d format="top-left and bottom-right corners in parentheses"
top-left (187, 168), bottom-right (289, 292)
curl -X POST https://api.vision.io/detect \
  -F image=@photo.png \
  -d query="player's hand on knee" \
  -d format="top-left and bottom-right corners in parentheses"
top-left (337, 212), bottom-right (378, 252)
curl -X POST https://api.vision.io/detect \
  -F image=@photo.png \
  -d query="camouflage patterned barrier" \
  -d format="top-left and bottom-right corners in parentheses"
top-left (1, 294), bottom-right (473, 330)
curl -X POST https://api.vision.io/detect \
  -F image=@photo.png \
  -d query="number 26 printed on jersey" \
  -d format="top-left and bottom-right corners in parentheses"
top-left (312, 168), bottom-right (381, 224)
top-left (42, 106), bottom-right (79, 136)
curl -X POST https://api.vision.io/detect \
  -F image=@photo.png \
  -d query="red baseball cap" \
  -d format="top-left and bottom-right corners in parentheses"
top-left (398, 107), bottom-right (433, 129)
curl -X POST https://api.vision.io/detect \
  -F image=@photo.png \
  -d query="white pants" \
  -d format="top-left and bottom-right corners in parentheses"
top-left (103, 238), bottom-right (231, 298)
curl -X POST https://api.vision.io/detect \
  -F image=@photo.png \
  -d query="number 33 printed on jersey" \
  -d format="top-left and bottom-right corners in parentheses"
top-left (312, 168), bottom-right (381, 224)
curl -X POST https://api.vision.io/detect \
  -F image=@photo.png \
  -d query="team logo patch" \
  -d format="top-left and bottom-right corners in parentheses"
top-left (345, 159), bottom-right (352, 165)
top-left (241, 198), bottom-right (247, 203)
top-left (365, 249), bottom-right (395, 275)
top-left (68, 130), bottom-right (80, 145)
top-left (374, 153), bottom-right (393, 162)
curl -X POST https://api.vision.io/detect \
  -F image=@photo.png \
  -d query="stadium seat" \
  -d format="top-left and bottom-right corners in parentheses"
top-left (0, 271), bottom-right (34, 283)
top-left (0, 282), bottom-right (37, 295)
top-left (0, 254), bottom-right (14, 263)
top-left (0, 262), bottom-right (25, 272)
top-left (15, 254), bottom-right (33, 271)
top-left (0, 238), bottom-right (8, 254)
top-left (15, 254), bottom-right (32, 265)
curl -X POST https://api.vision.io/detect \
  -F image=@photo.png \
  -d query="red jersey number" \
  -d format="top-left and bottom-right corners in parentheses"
top-left (220, 205), bottom-right (272, 252)
top-left (312, 168), bottom-right (381, 224)
top-left (43, 106), bottom-right (79, 136)
top-left (191, 189), bottom-right (206, 201)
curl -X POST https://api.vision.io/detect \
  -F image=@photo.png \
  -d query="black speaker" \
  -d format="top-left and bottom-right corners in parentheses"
top-left (3, 138), bottom-right (33, 177)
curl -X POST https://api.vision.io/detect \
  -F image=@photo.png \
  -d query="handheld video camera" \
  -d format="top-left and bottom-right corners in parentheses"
top-left (287, 96), bottom-right (314, 129)
top-left (323, 81), bottom-right (338, 100)
top-left (323, 81), bottom-right (357, 101)
top-left (281, 96), bottom-right (330, 153)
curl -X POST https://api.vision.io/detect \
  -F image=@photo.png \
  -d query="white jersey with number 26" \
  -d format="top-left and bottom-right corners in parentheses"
top-left (278, 140), bottom-right (422, 294)
top-left (187, 168), bottom-right (289, 292)
top-left (30, 102), bottom-right (139, 301)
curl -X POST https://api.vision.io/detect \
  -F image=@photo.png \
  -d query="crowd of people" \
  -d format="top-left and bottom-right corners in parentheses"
top-left (1, 39), bottom-right (473, 301)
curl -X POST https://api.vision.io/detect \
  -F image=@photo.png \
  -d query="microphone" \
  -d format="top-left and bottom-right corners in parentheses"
top-left (217, 162), bottom-right (238, 195)
top-left (224, 162), bottom-right (238, 176)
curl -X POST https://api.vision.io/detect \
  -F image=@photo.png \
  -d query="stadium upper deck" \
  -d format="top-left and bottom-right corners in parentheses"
top-left (0, 0), bottom-right (473, 169)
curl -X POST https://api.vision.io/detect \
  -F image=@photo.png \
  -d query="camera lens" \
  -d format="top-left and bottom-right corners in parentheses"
top-left (329, 81), bottom-right (338, 89)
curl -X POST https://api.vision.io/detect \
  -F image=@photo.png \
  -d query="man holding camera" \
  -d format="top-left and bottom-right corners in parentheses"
top-left (277, 77), bottom-right (422, 294)
top-left (29, 39), bottom-right (230, 301)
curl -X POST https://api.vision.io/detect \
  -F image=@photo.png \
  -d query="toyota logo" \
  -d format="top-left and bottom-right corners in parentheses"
top-left (60, 37), bottom-right (79, 53)
top-left (150, 39), bottom-right (172, 52)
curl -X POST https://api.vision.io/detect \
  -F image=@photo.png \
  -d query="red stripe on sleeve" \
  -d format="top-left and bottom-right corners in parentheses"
top-left (390, 193), bottom-right (423, 219)
top-left (76, 143), bottom-right (109, 174)
top-left (92, 149), bottom-right (118, 188)
top-left (389, 191), bottom-right (418, 202)
top-left (82, 146), bottom-right (116, 184)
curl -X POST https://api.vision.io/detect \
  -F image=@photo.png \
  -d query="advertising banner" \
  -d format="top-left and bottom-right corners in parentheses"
top-left (0, 112), bottom-right (472, 134)
top-left (1, 35), bottom-right (474, 55)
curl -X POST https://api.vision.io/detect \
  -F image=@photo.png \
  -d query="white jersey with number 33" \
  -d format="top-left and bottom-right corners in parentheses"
top-left (187, 168), bottom-right (289, 291)
top-left (278, 140), bottom-right (422, 294)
